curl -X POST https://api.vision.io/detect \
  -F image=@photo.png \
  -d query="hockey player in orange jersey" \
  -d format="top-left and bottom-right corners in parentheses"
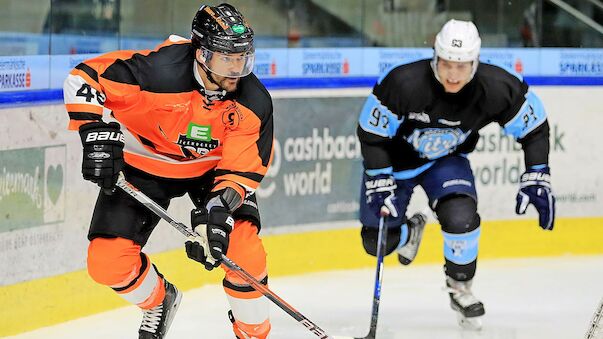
top-left (63, 3), bottom-right (273, 338)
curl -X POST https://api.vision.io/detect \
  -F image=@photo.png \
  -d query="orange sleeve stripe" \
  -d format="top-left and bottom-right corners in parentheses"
top-left (212, 181), bottom-right (246, 202)
top-left (214, 174), bottom-right (261, 191)
top-left (66, 103), bottom-right (103, 114)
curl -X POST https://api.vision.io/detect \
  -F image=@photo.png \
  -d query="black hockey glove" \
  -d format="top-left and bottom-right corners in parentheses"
top-left (515, 166), bottom-right (556, 230)
top-left (364, 173), bottom-right (399, 218)
top-left (185, 194), bottom-right (235, 271)
top-left (79, 121), bottom-right (125, 195)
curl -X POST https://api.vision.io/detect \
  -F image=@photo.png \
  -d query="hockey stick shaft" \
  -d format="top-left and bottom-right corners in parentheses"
top-left (115, 176), bottom-right (335, 339)
top-left (356, 213), bottom-right (388, 339)
top-left (585, 297), bottom-right (603, 339)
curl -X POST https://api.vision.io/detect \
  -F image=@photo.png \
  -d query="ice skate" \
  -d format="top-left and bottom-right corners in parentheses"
top-left (446, 277), bottom-right (485, 330)
top-left (139, 280), bottom-right (182, 339)
top-left (397, 212), bottom-right (427, 265)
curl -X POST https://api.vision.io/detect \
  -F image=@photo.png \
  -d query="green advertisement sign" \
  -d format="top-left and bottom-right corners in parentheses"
top-left (0, 145), bottom-right (66, 232)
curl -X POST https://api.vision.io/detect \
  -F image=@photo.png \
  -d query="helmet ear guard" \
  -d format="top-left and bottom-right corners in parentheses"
top-left (431, 19), bottom-right (481, 84)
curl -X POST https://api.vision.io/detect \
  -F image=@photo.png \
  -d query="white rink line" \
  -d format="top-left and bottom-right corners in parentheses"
top-left (9, 256), bottom-right (603, 339)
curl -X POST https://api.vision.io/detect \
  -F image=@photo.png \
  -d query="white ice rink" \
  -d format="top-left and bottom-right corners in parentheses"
top-left (9, 256), bottom-right (603, 339)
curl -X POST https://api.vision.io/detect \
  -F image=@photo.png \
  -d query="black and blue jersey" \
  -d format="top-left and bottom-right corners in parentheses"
top-left (357, 59), bottom-right (550, 178)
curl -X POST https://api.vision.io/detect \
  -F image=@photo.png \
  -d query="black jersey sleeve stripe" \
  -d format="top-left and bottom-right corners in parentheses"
top-left (215, 169), bottom-right (264, 183)
top-left (257, 111), bottom-right (273, 167)
top-left (75, 63), bottom-right (99, 82)
top-left (101, 44), bottom-right (198, 93)
top-left (68, 112), bottom-right (102, 121)
top-left (101, 59), bottom-right (139, 85)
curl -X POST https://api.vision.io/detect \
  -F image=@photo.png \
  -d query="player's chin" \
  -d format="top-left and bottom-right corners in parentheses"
top-left (443, 81), bottom-right (465, 93)
top-left (221, 77), bottom-right (240, 92)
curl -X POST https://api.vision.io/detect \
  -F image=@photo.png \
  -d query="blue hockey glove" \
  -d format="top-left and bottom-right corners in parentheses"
top-left (515, 166), bottom-right (555, 230)
top-left (364, 174), bottom-right (399, 218)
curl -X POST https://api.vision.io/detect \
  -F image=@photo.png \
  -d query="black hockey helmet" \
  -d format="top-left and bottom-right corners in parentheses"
top-left (191, 3), bottom-right (254, 54)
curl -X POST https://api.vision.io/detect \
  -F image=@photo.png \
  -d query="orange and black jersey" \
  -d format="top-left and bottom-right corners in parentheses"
top-left (63, 35), bottom-right (274, 198)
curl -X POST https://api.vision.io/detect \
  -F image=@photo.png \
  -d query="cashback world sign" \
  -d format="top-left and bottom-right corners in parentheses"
top-left (256, 97), bottom-right (365, 227)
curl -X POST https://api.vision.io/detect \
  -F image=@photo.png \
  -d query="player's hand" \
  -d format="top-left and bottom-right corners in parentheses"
top-left (186, 204), bottom-right (234, 270)
top-left (364, 173), bottom-right (399, 218)
top-left (515, 166), bottom-right (555, 230)
top-left (78, 121), bottom-right (124, 195)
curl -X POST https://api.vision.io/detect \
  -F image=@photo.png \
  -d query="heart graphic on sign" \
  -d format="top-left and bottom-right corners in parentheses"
top-left (46, 164), bottom-right (63, 205)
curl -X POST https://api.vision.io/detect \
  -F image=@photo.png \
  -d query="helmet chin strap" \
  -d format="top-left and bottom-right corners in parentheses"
top-left (194, 59), bottom-right (227, 101)
top-left (194, 55), bottom-right (225, 87)
top-left (198, 60), bottom-right (223, 88)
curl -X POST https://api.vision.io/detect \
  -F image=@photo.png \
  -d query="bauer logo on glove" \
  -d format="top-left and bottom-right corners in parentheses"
top-left (515, 166), bottom-right (556, 230)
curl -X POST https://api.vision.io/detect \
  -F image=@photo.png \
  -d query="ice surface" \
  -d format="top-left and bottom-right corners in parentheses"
top-left (9, 256), bottom-right (603, 339)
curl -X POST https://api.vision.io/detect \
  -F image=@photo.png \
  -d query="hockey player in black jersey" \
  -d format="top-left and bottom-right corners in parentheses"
top-left (357, 19), bottom-right (555, 329)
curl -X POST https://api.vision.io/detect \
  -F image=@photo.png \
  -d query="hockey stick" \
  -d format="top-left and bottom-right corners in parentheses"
top-left (354, 210), bottom-right (389, 339)
top-left (585, 297), bottom-right (603, 339)
top-left (116, 175), bottom-right (348, 339)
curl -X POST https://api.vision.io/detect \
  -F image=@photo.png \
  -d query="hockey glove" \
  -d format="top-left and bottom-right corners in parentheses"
top-left (364, 173), bottom-right (399, 218)
top-left (186, 194), bottom-right (235, 271)
top-left (78, 121), bottom-right (125, 195)
top-left (515, 166), bottom-right (556, 230)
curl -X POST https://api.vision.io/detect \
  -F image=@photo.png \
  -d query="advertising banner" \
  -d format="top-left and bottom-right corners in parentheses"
top-left (256, 97), bottom-right (365, 227)
top-left (5, 48), bottom-right (603, 95)
top-left (539, 48), bottom-right (603, 76)
top-left (479, 48), bottom-right (541, 76)
top-left (287, 48), bottom-right (364, 77)
top-left (252, 48), bottom-right (288, 78)
top-left (362, 48), bottom-right (432, 76)
top-left (0, 145), bottom-right (66, 232)
top-left (0, 56), bottom-right (49, 92)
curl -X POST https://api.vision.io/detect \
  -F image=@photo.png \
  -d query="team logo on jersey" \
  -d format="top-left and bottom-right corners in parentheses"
top-left (407, 128), bottom-right (471, 160)
top-left (408, 111), bottom-right (431, 123)
top-left (177, 123), bottom-right (219, 158)
top-left (222, 103), bottom-right (243, 129)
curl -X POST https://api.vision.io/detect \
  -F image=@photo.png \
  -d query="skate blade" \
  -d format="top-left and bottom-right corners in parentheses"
top-left (456, 313), bottom-right (483, 331)
top-left (164, 290), bottom-right (183, 338)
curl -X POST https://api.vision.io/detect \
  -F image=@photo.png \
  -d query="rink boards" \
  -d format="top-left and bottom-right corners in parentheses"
top-left (1, 87), bottom-right (602, 336)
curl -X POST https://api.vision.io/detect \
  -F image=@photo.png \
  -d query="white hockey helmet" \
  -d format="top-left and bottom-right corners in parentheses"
top-left (431, 19), bottom-right (481, 83)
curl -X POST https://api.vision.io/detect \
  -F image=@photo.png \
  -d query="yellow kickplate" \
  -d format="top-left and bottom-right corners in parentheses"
top-left (1, 217), bottom-right (601, 336)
